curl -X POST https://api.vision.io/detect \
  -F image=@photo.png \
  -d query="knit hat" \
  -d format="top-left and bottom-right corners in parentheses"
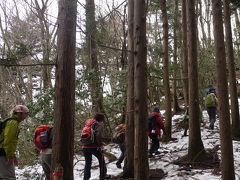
top-left (153, 107), bottom-right (160, 113)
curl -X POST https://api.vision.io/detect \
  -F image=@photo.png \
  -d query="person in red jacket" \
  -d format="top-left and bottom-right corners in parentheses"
top-left (148, 107), bottom-right (165, 157)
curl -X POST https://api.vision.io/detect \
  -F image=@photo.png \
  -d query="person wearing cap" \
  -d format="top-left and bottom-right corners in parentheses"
top-left (0, 105), bottom-right (29, 179)
top-left (148, 107), bottom-right (165, 157)
top-left (82, 113), bottom-right (111, 180)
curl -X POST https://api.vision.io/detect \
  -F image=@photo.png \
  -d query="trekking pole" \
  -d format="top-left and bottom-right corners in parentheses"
top-left (52, 164), bottom-right (63, 180)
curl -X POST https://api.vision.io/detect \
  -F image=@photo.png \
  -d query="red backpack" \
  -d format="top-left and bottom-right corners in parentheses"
top-left (34, 125), bottom-right (53, 150)
top-left (80, 119), bottom-right (98, 145)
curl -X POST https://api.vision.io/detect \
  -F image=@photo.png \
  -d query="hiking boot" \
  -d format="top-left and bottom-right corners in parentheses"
top-left (100, 175), bottom-right (111, 179)
top-left (155, 151), bottom-right (160, 155)
top-left (210, 124), bottom-right (214, 130)
top-left (116, 163), bottom-right (121, 169)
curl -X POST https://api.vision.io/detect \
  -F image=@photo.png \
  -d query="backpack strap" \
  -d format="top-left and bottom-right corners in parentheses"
top-left (0, 117), bottom-right (17, 145)
top-left (48, 127), bottom-right (54, 148)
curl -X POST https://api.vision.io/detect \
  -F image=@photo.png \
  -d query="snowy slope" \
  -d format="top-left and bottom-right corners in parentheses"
top-left (15, 110), bottom-right (240, 179)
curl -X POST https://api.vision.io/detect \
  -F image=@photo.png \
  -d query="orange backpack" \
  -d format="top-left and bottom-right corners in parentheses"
top-left (112, 124), bottom-right (126, 144)
top-left (34, 125), bottom-right (53, 150)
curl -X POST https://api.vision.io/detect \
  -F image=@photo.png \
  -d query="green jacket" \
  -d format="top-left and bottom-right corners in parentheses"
top-left (0, 115), bottom-right (20, 158)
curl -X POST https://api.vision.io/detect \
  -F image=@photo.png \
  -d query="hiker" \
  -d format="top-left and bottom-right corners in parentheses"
top-left (182, 105), bottom-right (203, 136)
top-left (148, 107), bottom-right (165, 157)
top-left (81, 113), bottom-right (110, 180)
top-left (205, 88), bottom-right (218, 129)
top-left (112, 124), bottom-right (126, 169)
top-left (0, 105), bottom-right (29, 179)
top-left (182, 108), bottom-right (189, 137)
top-left (34, 125), bottom-right (54, 180)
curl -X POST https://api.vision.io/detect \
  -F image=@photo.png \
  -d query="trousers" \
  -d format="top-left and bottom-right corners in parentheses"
top-left (83, 148), bottom-right (107, 180)
top-left (0, 156), bottom-right (16, 180)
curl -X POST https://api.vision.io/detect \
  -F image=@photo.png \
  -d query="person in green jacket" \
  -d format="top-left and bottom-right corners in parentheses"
top-left (182, 105), bottom-right (203, 136)
top-left (0, 105), bottom-right (29, 179)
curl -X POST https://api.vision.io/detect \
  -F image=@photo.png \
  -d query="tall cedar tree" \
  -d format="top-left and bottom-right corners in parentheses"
top-left (182, 0), bottom-right (189, 106)
top-left (52, 0), bottom-right (77, 179)
top-left (173, 0), bottom-right (182, 113)
top-left (123, 0), bottom-right (135, 177)
top-left (212, 0), bottom-right (235, 179)
top-left (160, 0), bottom-right (172, 139)
top-left (133, 0), bottom-right (149, 178)
top-left (187, 0), bottom-right (205, 161)
top-left (85, 0), bottom-right (105, 114)
top-left (223, 0), bottom-right (240, 139)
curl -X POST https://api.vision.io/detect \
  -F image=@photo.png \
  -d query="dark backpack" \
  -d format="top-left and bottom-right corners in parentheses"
top-left (0, 118), bottom-right (17, 135)
top-left (148, 115), bottom-right (157, 131)
top-left (80, 119), bottom-right (98, 145)
top-left (34, 125), bottom-right (53, 150)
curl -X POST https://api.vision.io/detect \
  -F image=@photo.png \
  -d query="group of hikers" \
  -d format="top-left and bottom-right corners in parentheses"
top-left (0, 87), bottom-right (218, 180)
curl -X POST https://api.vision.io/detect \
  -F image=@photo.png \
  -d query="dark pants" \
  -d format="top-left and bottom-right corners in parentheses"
top-left (41, 153), bottom-right (51, 180)
top-left (207, 107), bottom-right (217, 127)
top-left (148, 134), bottom-right (159, 154)
top-left (83, 148), bottom-right (107, 180)
top-left (116, 144), bottom-right (126, 166)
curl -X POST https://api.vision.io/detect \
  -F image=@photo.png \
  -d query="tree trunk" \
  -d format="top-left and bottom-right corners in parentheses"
top-left (223, 0), bottom-right (240, 139)
top-left (123, 0), bottom-right (134, 177)
top-left (34, 0), bottom-right (52, 90)
top-left (133, 0), bottom-right (149, 178)
top-left (234, 11), bottom-right (240, 65)
top-left (182, 0), bottom-right (189, 107)
top-left (160, 0), bottom-right (172, 139)
top-left (187, 0), bottom-right (205, 161)
top-left (173, 0), bottom-right (182, 113)
top-left (85, 0), bottom-right (104, 114)
top-left (212, 0), bottom-right (235, 179)
top-left (52, 0), bottom-right (76, 179)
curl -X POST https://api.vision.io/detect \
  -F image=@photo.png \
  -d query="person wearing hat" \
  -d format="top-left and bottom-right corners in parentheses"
top-left (148, 107), bottom-right (165, 157)
top-left (0, 105), bottom-right (29, 179)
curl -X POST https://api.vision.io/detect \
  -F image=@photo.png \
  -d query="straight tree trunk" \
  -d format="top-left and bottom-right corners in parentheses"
top-left (85, 0), bottom-right (104, 113)
top-left (51, 0), bottom-right (77, 179)
top-left (212, 0), bottom-right (235, 179)
top-left (182, 0), bottom-right (189, 107)
top-left (187, 0), bottom-right (205, 161)
top-left (224, 0), bottom-right (240, 139)
top-left (160, 0), bottom-right (172, 139)
top-left (234, 11), bottom-right (240, 64)
top-left (123, 0), bottom-right (134, 177)
top-left (133, 0), bottom-right (149, 178)
top-left (34, 0), bottom-right (52, 90)
top-left (173, 0), bottom-right (182, 113)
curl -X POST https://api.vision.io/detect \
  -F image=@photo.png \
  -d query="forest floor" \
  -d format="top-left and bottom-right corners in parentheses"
top-left (16, 110), bottom-right (240, 179)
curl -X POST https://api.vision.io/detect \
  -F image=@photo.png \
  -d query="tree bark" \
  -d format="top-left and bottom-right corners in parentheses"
top-left (223, 0), bottom-right (240, 139)
top-left (123, 0), bottom-right (134, 177)
top-left (133, 0), bottom-right (149, 178)
top-left (212, 0), bottom-right (235, 179)
top-left (182, 0), bottom-right (189, 107)
top-left (160, 0), bottom-right (172, 139)
top-left (85, 0), bottom-right (104, 114)
top-left (187, 0), bottom-right (205, 161)
top-left (173, 0), bottom-right (182, 113)
top-left (52, 0), bottom-right (77, 179)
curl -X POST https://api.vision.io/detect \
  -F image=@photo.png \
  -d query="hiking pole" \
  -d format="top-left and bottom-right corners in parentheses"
top-left (52, 164), bottom-right (63, 180)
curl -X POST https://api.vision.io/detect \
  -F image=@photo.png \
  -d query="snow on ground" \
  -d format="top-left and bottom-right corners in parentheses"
top-left (16, 110), bottom-right (240, 179)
